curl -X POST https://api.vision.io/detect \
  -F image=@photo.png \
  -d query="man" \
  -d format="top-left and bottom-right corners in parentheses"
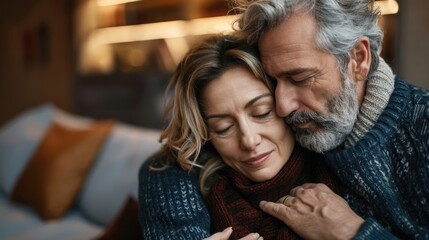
top-left (236, 0), bottom-right (429, 239)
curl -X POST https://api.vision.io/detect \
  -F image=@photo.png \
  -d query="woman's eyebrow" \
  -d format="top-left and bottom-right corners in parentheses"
top-left (205, 113), bottom-right (229, 120)
top-left (205, 92), bottom-right (272, 120)
top-left (244, 93), bottom-right (272, 109)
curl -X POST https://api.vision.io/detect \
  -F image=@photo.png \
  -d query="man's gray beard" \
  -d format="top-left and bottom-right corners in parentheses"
top-left (285, 77), bottom-right (359, 153)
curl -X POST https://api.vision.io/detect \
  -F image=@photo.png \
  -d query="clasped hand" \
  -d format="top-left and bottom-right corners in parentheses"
top-left (259, 183), bottom-right (364, 240)
top-left (206, 183), bottom-right (363, 240)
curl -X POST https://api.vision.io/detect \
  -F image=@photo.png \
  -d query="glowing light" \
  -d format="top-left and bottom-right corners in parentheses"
top-left (91, 15), bottom-right (239, 44)
top-left (97, 0), bottom-right (141, 7)
top-left (375, 0), bottom-right (399, 15)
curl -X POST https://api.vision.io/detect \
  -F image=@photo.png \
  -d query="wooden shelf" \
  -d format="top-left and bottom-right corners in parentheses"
top-left (73, 0), bottom-right (232, 129)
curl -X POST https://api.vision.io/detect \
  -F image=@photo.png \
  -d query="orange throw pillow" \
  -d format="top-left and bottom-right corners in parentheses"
top-left (11, 120), bottom-right (114, 220)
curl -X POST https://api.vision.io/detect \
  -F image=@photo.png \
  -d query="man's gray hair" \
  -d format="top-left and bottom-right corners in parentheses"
top-left (236, 0), bottom-right (383, 76)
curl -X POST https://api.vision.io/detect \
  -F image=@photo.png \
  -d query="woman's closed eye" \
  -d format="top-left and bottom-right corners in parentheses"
top-left (214, 125), bottom-right (233, 137)
top-left (252, 103), bottom-right (275, 119)
top-left (254, 110), bottom-right (273, 119)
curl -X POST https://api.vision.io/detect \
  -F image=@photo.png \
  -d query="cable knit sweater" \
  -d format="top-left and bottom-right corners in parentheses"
top-left (325, 76), bottom-right (429, 239)
top-left (209, 146), bottom-right (342, 239)
top-left (138, 152), bottom-right (211, 240)
top-left (138, 62), bottom-right (429, 239)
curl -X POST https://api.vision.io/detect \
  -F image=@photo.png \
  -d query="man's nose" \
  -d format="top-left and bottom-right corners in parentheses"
top-left (275, 80), bottom-right (299, 117)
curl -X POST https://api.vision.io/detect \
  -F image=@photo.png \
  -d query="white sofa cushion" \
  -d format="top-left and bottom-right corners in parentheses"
top-left (0, 104), bottom-right (54, 196)
top-left (0, 208), bottom-right (102, 240)
top-left (0, 192), bottom-right (44, 238)
top-left (78, 123), bottom-right (161, 226)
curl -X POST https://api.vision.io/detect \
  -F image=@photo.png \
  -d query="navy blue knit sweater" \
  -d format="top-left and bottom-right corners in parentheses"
top-left (138, 77), bottom-right (429, 239)
top-left (324, 77), bottom-right (429, 239)
top-left (138, 153), bottom-right (211, 240)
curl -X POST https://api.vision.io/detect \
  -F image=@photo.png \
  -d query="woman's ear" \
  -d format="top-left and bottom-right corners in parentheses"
top-left (348, 37), bottom-right (371, 83)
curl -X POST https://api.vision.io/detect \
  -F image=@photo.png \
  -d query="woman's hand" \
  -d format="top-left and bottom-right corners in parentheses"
top-left (204, 227), bottom-right (263, 240)
top-left (259, 183), bottom-right (364, 240)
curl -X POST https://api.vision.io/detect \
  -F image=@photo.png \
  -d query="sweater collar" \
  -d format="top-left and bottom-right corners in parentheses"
top-left (344, 58), bottom-right (395, 147)
top-left (325, 76), bottom-right (411, 164)
top-left (220, 145), bottom-right (308, 204)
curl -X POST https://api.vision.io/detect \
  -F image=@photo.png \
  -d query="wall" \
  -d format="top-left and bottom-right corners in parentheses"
top-left (397, 0), bottom-right (429, 89)
top-left (0, 0), bottom-right (427, 127)
top-left (0, 0), bottom-right (73, 126)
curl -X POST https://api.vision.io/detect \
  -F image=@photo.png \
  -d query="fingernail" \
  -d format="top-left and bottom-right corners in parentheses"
top-left (259, 200), bottom-right (267, 207)
top-left (252, 233), bottom-right (260, 238)
top-left (224, 227), bottom-right (232, 232)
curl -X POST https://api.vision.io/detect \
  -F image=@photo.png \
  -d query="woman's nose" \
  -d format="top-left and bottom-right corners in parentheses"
top-left (240, 123), bottom-right (261, 151)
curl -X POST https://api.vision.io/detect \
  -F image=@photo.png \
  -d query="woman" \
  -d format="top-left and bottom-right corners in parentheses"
top-left (138, 34), bottom-right (343, 239)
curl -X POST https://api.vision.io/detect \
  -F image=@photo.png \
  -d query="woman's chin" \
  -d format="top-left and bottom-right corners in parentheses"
top-left (247, 169), bottom-right (278, 183)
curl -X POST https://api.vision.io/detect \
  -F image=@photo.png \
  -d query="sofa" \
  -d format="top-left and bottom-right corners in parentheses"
top-left (0, 104), bottom-right (162, 240)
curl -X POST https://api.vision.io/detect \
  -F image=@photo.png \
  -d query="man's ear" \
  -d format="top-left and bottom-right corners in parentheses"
top-left (348, 37), bottom-right (371, 83)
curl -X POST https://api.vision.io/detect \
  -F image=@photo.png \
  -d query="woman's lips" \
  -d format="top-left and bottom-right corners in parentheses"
top-left (243, 151), bottom-right (271, 168)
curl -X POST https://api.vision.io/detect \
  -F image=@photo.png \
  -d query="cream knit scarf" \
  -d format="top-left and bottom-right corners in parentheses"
top-left (344, 58), bottom-right (395, 147)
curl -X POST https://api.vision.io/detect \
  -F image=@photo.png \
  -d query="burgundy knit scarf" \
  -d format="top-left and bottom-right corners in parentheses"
top-left (208, 145), bottom-right (343, 240)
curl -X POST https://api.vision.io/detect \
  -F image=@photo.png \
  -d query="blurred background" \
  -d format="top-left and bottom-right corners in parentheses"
top-left (0, 0), bottom-right (427, 129)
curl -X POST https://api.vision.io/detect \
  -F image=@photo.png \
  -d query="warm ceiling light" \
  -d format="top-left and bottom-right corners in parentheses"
top-left (92, 15), bottom-right (239, 44)
top-left (97, 0), bottom-right (141, 7)
top-left (374, 0), bottom-right (399, 15)
top-left (93, 20), bottom-right (188, 44)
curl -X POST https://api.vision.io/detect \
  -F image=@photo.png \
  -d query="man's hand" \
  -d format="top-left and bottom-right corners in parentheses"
top-left (204, 227), bottom-right (263, 240)
top-left (259, 183), bottom-right (364, 240)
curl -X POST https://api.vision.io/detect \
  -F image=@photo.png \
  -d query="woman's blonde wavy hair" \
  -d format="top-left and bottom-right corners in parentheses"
top-left (159, 33), bottom-right (273, 196)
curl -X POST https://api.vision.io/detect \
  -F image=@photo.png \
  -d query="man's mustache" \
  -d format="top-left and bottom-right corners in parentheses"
top-left (285, 111), bottom-right (337, 129)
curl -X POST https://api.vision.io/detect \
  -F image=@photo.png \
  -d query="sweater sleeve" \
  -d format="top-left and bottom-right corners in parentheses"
top-left (352, 218), bottom-right (399, 240)
top-left (138, 153), bottom-right (211, 240)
